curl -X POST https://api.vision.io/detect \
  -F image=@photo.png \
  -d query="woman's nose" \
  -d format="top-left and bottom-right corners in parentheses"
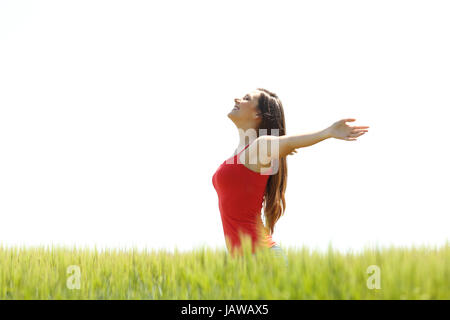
top-left (234, 98), bottom-right (240, 104)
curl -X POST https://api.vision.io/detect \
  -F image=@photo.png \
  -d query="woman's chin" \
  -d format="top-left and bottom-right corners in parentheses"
top-left (228, 109), bottom-right (239, 117)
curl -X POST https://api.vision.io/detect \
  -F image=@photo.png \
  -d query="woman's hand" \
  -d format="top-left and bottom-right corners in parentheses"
top-left (327, 118), bottom-right (369, 141)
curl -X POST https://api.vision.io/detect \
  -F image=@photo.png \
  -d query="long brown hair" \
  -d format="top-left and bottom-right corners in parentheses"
top-left (255, 88), bottom-right (288, 236)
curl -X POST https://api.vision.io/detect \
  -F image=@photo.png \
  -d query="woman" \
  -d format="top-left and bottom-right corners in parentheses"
top-left (212, 88), bottom-right (369, 264)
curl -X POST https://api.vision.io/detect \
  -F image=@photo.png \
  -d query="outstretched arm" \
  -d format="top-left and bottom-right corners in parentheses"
top-left (255, 118), bottom-right (369, 163)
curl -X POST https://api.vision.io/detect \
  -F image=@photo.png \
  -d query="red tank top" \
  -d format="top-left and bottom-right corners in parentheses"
top-left (212, 143), bottom-right (276, 256)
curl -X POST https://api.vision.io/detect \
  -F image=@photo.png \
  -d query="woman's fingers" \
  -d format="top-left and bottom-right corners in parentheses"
top-left (350, 130), bottom-right (368, 135)
top-left (341, 118), bottom-right (356, 123)
top-left (351, 126), bottom-right (370, 129)
top-left (351, 128), bottom-right (368, 133)
top-left (349, 131), bottom-right (367, 137)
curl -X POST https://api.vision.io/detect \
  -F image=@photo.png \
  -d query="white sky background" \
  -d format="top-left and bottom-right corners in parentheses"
top-left (0, 0), bottom-right (449, 253)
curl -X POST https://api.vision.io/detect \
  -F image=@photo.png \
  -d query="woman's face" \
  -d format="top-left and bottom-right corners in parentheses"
top-left (228, 90), bottom-right (262, 126)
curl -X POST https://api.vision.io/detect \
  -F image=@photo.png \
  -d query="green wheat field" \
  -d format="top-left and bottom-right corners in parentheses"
top-left (1, 240), bottom-right (448, 299)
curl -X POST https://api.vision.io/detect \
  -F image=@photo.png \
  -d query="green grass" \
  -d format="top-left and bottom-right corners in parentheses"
top-left (0, 240), bottom-right (448, 299)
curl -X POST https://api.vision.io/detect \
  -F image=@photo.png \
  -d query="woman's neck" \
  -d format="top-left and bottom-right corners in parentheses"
top-left (236, 131), bottom-right (258, 154)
